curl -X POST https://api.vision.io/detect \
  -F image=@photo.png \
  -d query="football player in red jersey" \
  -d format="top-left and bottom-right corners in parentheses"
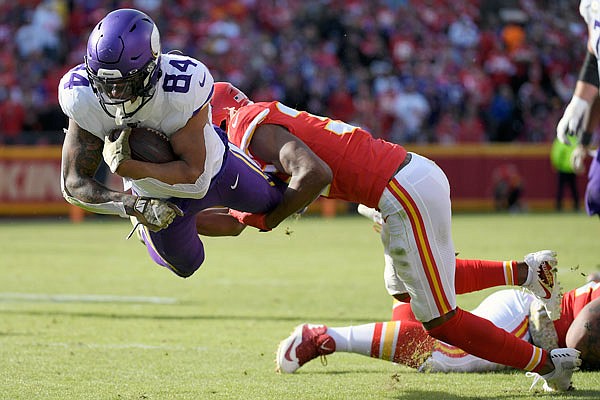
top-left (208, 82), bottom-right (580, 391)
top-left (272, 278), bottom-right (600, 374)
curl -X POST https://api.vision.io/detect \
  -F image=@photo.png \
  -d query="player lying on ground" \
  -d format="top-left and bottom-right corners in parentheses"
top-left (202, 82), bottom-right (580, 392)
top-left (58, 9), bottom-right (285, 277)
top-left (195, 208), bottom-right (580, 391)
top-left (274, 207), bottom-right (597, 387)
top-left (275, 278), bottom-right (600, 378)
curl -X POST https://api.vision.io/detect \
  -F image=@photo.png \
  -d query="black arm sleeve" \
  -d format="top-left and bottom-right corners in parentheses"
top-left (579, 51), bottom-right (600, 88)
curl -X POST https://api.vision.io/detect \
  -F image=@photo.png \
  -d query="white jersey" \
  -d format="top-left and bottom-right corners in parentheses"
top-left (58, 53), bottom-right (224, 199)
top-left (422, 289), bottom-right (534, 372)
top-left (580, 0), bottom-right (600, 58)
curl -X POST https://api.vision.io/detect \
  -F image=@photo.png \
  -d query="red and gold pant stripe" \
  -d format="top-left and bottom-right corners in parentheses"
top-left (386, 179), bottom-right (452, 315)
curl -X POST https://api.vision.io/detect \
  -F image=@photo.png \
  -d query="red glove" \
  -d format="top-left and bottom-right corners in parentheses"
top-left (228, 209), bottom-right (271, 231)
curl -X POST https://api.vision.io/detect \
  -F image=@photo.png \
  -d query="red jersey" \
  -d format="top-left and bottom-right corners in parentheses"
top-left (554, 281), bottom-right (600, 346)
top-left (227, 101), bottom-right (407, 208)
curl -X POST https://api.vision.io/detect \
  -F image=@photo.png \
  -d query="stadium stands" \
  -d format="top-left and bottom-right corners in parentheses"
top-left (0, 0), bottom-right (586, 145)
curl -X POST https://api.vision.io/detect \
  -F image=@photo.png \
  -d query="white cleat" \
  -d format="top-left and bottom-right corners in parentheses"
top-left (527, 348), bottom-right (581, 392)
top-left (523, 250), bottom-right (562, 320)
top-left (528, 299), bottom-right (559, 351)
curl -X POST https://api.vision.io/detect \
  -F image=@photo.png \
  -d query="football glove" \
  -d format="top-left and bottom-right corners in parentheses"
top-left (556, 96), bottom-right (591, 144)
top-left (103, 127), bottom-right (131, 173)
top-left (228, 209), bottom-right (271, 231)
top-left (357, 204), bottom-right (383, 233)
top-left (570, 145), bottom-right (587, 175)
top-left (133, 197), bottom-right (183, 232)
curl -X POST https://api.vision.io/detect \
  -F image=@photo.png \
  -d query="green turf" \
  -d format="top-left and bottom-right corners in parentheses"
top-left (0, 213), bottom-right (599, 399)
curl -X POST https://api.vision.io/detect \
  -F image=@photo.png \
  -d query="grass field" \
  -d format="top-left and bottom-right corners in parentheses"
top-left (1, 212), bottom-right (600, 399)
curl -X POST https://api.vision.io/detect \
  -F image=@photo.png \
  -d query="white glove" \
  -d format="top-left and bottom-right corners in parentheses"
top-left (556, 96), bottom-right (591, 144)
top-left (357, 204), bottom-right (383, 233)
top-left (103, 127), bottom-right (131, 173)
top-left (133, 197), bottom-right (183, 232)
top-left (570, 145), bottom-right (588, 175)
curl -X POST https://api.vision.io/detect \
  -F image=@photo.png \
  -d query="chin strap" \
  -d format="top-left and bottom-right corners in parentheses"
top-left (114, 106), bottom-right (125, 126)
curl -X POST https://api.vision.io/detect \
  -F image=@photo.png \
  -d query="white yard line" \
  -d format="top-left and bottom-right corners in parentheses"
top-left (0, 292), bottom-right (177, 304)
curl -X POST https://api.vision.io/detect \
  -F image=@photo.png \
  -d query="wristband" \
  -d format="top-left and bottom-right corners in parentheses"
top-left (578, 51), bottom-right (600, 87)
top-left (581, 131), bottom-right (593, 147)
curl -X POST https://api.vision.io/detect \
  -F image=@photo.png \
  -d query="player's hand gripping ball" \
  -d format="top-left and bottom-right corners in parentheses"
top-left (107, 126), bottom-right (177, 166)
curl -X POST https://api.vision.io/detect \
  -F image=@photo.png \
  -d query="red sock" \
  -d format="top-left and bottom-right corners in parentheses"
top-left (455, 258), bottom-right (519, 294)
top-left (391, 300), bottom-right (418, 322)
top-left (427, 308), bottom-right (547, 372)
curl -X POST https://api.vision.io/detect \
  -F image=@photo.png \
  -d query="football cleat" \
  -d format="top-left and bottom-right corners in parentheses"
top-left (275, 324), bottom-right (335, 374)
top-left (528, 299), bottom-right (559, 351)
top-left (527, 348), bottom-right (581, 392)
top-left (523, 250), bottom-right (562, 320)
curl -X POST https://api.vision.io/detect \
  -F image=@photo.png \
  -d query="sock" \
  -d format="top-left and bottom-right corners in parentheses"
top-left (523, 267), bottom-right (535, 286)
top-left (427, 308), bottom-right (548, 372)
top-left (391, 299), bottom-right (418, 322)
top-left (327, 321), bottom-right (435, 369)
top-left (455, 258), bottom-right (519, 294)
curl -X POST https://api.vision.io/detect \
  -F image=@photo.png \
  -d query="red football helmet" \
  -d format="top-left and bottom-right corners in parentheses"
top-left (211, 82), bottom-right (252, 128)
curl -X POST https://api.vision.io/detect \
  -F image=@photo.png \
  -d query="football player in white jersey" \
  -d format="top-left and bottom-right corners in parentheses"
top-left (58, 9), bottom-right (284, 277)
top-left (556, 0), bottom-right (600, 215)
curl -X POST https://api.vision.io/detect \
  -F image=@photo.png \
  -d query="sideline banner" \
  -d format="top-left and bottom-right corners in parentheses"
top-left (0, 144), bottom-right (589, 216)
top-left (0, 146), bottom-right (67, 215)
top-left (407, 143), bottom-right (588, 211)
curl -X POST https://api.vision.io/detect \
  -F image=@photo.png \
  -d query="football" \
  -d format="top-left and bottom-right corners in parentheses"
top-left (127, 127), bottom-right (177, 163)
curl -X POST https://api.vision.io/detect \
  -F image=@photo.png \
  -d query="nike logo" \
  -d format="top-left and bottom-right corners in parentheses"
top-left (538, 263), bottom-right (554, 299)
top-left (538, 281), bottom-right (552, 299)
top-left (199, 71), bottom-right (206, 87)
top-left (283, 337), bottom-right (299, 362)
top-left (230, 113), bottom-right (239, 128)
top-left (230, 174), bottom-right (239, 190)
top-left (320, 343), bottom-right (334, 353)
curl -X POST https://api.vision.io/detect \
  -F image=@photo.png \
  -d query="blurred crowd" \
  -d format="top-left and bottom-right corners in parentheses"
top-left (0, 0), bottom-right (587, 145)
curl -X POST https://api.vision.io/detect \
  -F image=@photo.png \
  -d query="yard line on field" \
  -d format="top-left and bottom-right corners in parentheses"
top-left (0, 292), bottom-right (177, 304)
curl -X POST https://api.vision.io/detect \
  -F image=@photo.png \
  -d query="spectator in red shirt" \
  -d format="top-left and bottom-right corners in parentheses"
top-left (0, 87), bottom-right (26, 144)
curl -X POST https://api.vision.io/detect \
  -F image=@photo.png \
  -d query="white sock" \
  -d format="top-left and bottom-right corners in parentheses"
top-left (326, 324), bottom-right (376, 356)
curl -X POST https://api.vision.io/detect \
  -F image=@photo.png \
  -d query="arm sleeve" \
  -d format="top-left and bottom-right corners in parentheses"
top-left (578, 51), bottom-right (600, 88)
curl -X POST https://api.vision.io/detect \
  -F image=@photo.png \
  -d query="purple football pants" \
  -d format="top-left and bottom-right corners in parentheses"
top-left (140, 148), bottom-right (284, 277)
top-left (586, 150), bottom-right (600, 216)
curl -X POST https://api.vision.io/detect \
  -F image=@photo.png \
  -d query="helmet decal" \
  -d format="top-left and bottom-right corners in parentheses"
top-left (150, 24), bottom-right (160, 58)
